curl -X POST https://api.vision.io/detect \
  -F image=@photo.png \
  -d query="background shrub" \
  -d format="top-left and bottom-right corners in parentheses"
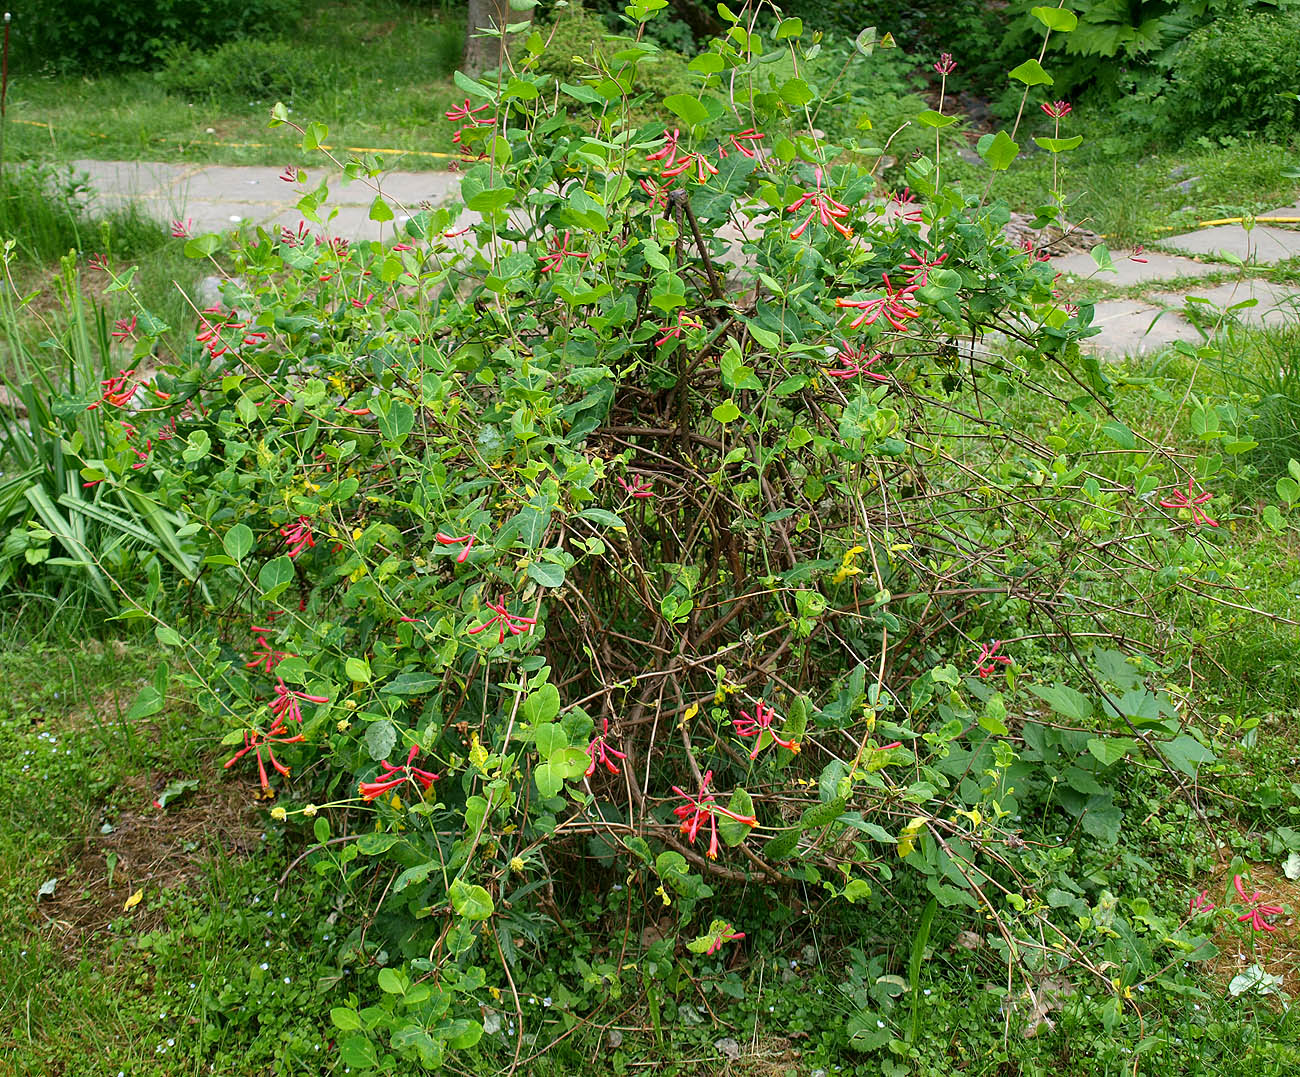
top-left (157, 40), bottom-right (326, 104)
top-left (17, 0), bottom-right (304, 72)
top-left (1163, 9), bottom-right (1300, 143)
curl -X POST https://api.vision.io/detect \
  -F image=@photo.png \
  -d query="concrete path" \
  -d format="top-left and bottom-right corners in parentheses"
top-left (73, 159), bottom-right (462, 242)
top-left (68, 159), bottom-right (1300, 357)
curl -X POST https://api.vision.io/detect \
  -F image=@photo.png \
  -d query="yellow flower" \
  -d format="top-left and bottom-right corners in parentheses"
top-left (896, 816), bottom-right (927, 858)
top-left (832, 545), bottom-right (866, 584)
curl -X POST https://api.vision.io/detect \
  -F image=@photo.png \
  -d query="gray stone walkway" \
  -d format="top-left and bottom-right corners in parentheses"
top-left (73, 159), bottom-right (462, 242)
top-left (68, 159), bottom-right (1300, 356)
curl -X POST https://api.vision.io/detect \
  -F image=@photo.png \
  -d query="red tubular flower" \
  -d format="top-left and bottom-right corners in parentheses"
top-left (835, 274), bottom-right (921, 332)
top-left (975, 640), bottom-right (1012, 678)
top-left (245, 626), bottom-right (291, 674)
top-left (99, 370), bottom-right (140, 407)
top-left (655, 311), bottom-right (703, 346)
top-left (279, 165), bottom-right (304, 183)
top-left (280, 516), bottom-right (316, 559)
top-left (934, 53), bottom-right (956, 75)
top-left (1233, 874), bottom-right (1283, 932)
top-left (538, 230), bottom-right (590, 273)
top-left (359, 744), bottom-right (439, 801)
top-left (445, 98), bottom-right (493, 125)
top-left (661, 151), bottom-right (719, 183)
top-left (1041, 100), bottom-right (1072, 119)
top-left (706, 922), bottom-right (745, 956)
top-left (224, 719), bottom-right (305, 791)
top-left (585, 717), bottom-right (628, 777)
top-left (671, 770), bottom-right (758, 859)
top-left (726, 128), bottom-right (764, 159)
top-left (733, 699), bottom-right (800, 759)
top-left (88, 253), bottom-right (109, 272)
top-left (890, 188), bottom-right (924, 224)
top-left (436, 531), bottom-right (475, 563)
top-left (638, 177), bottom-right (674, 209)
top-left (111, 317), bottom-right (137, 345)
top-left (467, 594), bottom-right (537, 645)
top-left (268, 677), bottom-right (329, 726)
top-left (617, 474), bottom-right (654, 499)
top-left (826, 343), bottom-right (888, 382)
top-left (646, 127), bottom-right (681, 167)
top-left (1129, 245), bottom-right (1148, 264)
top-left (786, 166), bottom-right (853, 239)
top-left (1159, 478), bottom-right (1218, 527)
top-left (899, 248), bottom-right (949, 287)
top-left (1188, 889), bottom-right (1215, 915)
top-left (171, 218), bottom-right (193, 239)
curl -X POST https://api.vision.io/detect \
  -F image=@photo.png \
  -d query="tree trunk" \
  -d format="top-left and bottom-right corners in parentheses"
top-left (463, 0), bottom-right (531, 78)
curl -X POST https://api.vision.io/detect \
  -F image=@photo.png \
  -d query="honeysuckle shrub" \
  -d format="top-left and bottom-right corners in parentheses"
top-left (47, 0), bottom-right (1294, 1067)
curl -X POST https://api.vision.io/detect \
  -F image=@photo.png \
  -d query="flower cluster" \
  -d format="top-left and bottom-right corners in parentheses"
top-left (360, 744), bottom-right (440, 801)
top-left (585, 717), bottom-right (627, 777)
top-left (975, 640), bottom-right (1012, 678)
top-left (786, 166), bottom-right (853, 240)
top-left (1159, 478), bottom-right (1218, 527)
top-left (671, 770), bottom-right (757, 859)
top-left (835, 275), bottom-right (920, 333)
top-left (733, 699), bottom-right (799, 758)
top-left (468, 594), bottom-right (538, 645)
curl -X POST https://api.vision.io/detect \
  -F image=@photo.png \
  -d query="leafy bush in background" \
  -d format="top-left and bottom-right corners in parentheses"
top-left (17, 0), bottom-right (304, 72)
top-left (157, 39), bottom-right (327, 105)
top-left (1163, 9), bottom-right (1300, 143)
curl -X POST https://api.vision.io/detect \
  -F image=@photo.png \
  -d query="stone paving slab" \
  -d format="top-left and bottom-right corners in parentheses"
top-left (1050, 249), bottom-right (1207, 287)
top-left (1156, 224), bottom-right (1300, 264)
top-left (1149, 279), bottom-right (1300, 329)
top-left (1083, 300), bottom-right (1205, 356)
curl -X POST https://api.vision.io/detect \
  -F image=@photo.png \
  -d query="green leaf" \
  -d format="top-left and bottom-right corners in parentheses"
top-left (1087, 737), bottom-right (1137, 767)
top-left (662, 93), bottom-right (709, 127)
top-left (916, 109), bottom-right (958, 129)
top-left (774, 16), bottom-right (802, 39)
top-left (1034, 135), bottom-right (1084, 153)
top-left (257, 555), bottom-right (295, 600)
top-left (365, 719), bottom-right (398, 761)
top-left (378, 400), bottom-right (414, 443)
top-left (712, 400), bottom-right (742, 424)
top-left (578, 508), bottom-right (626, 529)
top-left (765, 830), bottom-right (800, 860)
top-left (1032, 6), bottom-right (1078, 32)
top-left (718, 787), bottom-right (755, 847)
top-left (223, 523), bottom-right (254, 562)
top-left (392, 862), bottom-right (434, 892)
top-left (383, 671), bottom-right (439, 696)
top-left (979, 130), bottom-right (1020, 171)
top-left (1158, 734), bottom-right (1216, 777)
top-left (313, 816), bottom-right (331, 843)
top-left (1025, 682), bottom-right (1092, 721)
top-left (1008, 58), bottom-right (1053, 86)
top-left (449, 878), bottom-right (495, 920)
top-left (337, 1035), bottom-right (378, 1068)
top-left (466, 187), bottom-right (516, 213)
top-left (534, 722), bottom-right (568, 759)
top-left (527, 561), bottom-right (565, 588)
top-left (183, 234), bottom-right (221, 258)
top-left (346, 657), bottom-right (372, 684)
top-left (154, 625), bottom-right (182, 648)
top-left (369, 196), bottom-right (395, 223)
top-left (330, 1008), bottom-right (362, 1031)
top-left (377, 967), bottom-right (405, 994)
top-left (1101, 421), bottom-right (1135, 449)
top-left (778, 77), bottom-right (814, 107)
top-left (800, 796), bottom-right (847, 829)
top-left (356, 832), bottom-right (399, 855)
top-left (534, 761), bottom-right (563, 798)
top-left (127, 685), bottom-right (164, 721)
top-left (523, 684), bottom-right (561, 724)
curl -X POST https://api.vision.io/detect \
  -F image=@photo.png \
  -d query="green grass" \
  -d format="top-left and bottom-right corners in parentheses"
top-left (970, 122), bottom-right (1300, 247)
top-left (4, 1), bottom-right (468, 172)
top-left (0, 631), bottom-right (342, 1076)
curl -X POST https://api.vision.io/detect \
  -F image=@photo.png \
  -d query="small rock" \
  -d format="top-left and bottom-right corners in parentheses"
top-left (1175, 177), bottom-right (1199, 194)
top-left (1168, 164), bottom-right (1189, 180)
top-left (606, 1028), bottom-right (623, 1049)
top-left (715, 1037), bottom-right (741, 1060)
top-left (956, 145), bottom-right (983, 166)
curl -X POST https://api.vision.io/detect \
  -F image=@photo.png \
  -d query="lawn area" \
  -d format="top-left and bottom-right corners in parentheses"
top-left (3, 1), bottom-right (1300, 1074)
